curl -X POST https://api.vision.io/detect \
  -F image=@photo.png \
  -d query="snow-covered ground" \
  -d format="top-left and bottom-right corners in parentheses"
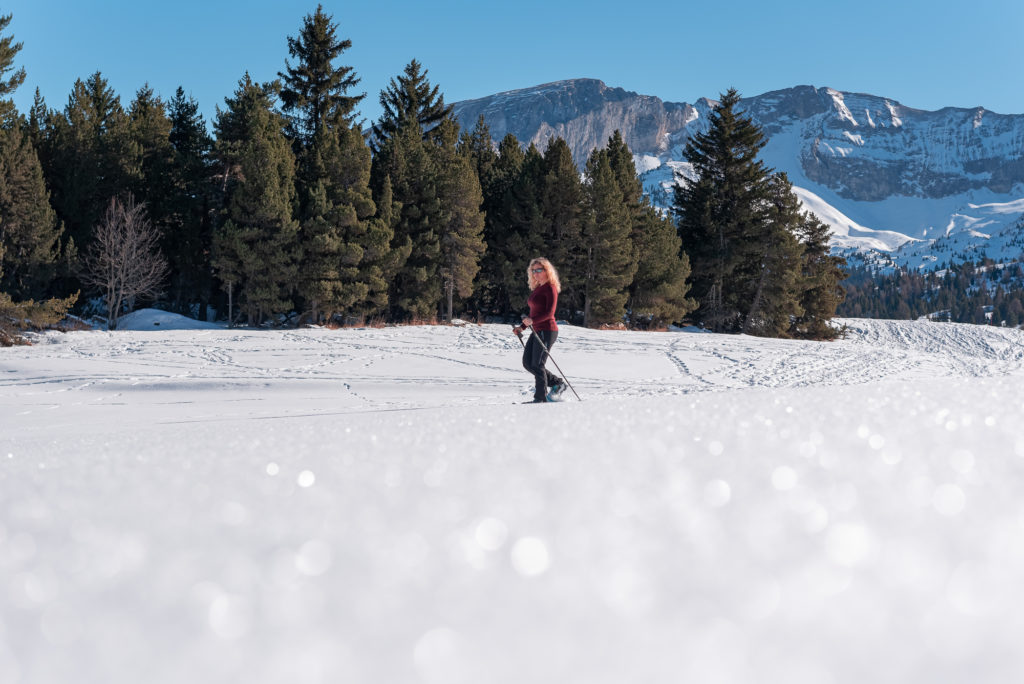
top-left (4, 314), bottom-right (1024, 683)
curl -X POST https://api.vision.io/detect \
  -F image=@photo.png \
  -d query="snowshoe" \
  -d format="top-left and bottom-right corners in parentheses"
top-left (546, 383), bottom-right (566, 402)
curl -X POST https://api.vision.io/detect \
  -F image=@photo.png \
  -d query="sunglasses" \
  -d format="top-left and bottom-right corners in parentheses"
top-left (531, 268), bottom-right (545, 274)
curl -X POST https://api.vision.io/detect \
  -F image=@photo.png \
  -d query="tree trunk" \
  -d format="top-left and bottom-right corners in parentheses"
top-left (744, 246), bottom-right (772, 335)
top-left (446, 280), bottom-right (454, 323)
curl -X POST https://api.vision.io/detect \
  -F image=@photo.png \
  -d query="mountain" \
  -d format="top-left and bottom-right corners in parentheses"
top-left (452, 79), bottom-right (1024, 270)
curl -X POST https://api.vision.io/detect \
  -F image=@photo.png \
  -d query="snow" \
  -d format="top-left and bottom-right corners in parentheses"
top-left (633, 86), bottom-right (1024, 268)
top-left (791, 186), bottom-right (915, 251)
top-left (633, 154), bottom-right (662, 175)
top-left (4, 319), bottom-right (1024, 683)
top-left (115, 309), bottom-right (223, 331)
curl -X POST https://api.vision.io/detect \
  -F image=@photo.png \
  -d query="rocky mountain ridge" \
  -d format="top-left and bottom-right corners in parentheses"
top-left (452, 79), bottom-right (1024, 269)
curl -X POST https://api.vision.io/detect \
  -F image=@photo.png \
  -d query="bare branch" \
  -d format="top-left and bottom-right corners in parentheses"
top-left (80, 195), bottom-right (169, 330)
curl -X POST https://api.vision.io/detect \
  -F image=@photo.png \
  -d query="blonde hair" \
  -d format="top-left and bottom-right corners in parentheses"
top-left (527, 257), bottom-right (562, 293)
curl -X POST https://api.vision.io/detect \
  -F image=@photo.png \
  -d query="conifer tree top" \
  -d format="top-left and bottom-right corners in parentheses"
top-left (0, 13), bottom-right (25, 125)
top-left (0, 13), bottom-right (25, 98)
top-left (279, 4), bottom-right (365, 137)
top-left (371, 59), bottom-right (454, 152)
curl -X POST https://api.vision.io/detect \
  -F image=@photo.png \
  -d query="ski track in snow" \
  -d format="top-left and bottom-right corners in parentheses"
top-left (4, 317), bottom-right (1024, 683)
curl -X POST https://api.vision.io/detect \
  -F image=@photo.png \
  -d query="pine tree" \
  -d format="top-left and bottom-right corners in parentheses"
top-left (792, 210), bottom-right (847, 339)
top-left (582, 149), bottom-right (636, 326)
top-left (297, 121), bottom-right (380, 323)
top-left (164, 87), bottom-right (214, 315)
top-left (43, 72), bottom-right (140, 259)
top-left (0, 13), bottom-right (26, 127)
top-left (0, 125), bottom-right (63, 299)
top-left (279, 4), bottom-right (364, 141)
top-left (213, 74), bottom-right (300, 324)
top-left (27, 88), bottom-right (46, 149)
top-left (0, 15), bottom-right (62, 301)
top-left (539, 137), bottom-right (585, 319)
top-left (742, 173), bottom-right (804, 337)
top-left (600, 130), bottom-right (694, 326)
top-left (370, 61), bottom-right (455, 321)
top-left (629, 205), bottom-right (695, 327)
top-left (128, 85), bottom-right (174, 236)
top-left (434, 119), bottom-right (485, 322)
top-left (674, 89), bottom-right (774, 332)
top-left (277, 9), bottom-right (385, 324)
top-left (373, 113), bottom-right (442, 320)
top-left (370, 59), bottom-right (453, 154)
top-left (461, 115), bottom-right (497, 190)
top-left (353, 174), bottom-right (405, 318)
top-left (489, 142), bottom-right (546, 316)
top-left (475, 132), bottom-right (526, 317)
top-left (604, 130), bottom-right (643, 210)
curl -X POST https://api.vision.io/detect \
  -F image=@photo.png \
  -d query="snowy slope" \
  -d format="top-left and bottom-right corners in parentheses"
top-left (4, 319), bottom-right (1024, 683)
top-left (638, 105), bottom-right (1024, 265)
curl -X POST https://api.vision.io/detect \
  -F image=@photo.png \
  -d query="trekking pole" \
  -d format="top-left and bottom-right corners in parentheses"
top-left (513, 325), bottom-right (525, 347)
top-left (524, 322), bottom-right (582, 402)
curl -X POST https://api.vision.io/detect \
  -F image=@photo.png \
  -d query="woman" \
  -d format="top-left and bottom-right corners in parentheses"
top-left (514, 257), bottom-right (565, 403)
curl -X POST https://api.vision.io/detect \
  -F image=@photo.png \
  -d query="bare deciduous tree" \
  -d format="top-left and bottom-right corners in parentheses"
top-left (81, 196), bottom-right (168, 330)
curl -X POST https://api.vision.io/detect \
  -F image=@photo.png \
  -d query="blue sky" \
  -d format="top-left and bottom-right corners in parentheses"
top-left (5, 0), bottom-right (1023, 129)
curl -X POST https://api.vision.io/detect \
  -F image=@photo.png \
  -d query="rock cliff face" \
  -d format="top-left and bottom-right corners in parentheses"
top-left (452, 79), bottom-right (1024, 262)
top-left (452, 79), bottom-right (702, 166)
top-left (745, 85), bottom-right (1024, 201)
top-left (452, 79), bottom-right (1024, 203)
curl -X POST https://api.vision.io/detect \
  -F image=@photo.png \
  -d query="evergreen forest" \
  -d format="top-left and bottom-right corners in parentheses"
top-left (840, 258), bottom-right (1024, 326)
top-left (0, 6), bottom-right (847, 342)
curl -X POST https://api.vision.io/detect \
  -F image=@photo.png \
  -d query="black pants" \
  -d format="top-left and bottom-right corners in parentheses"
top-left (522, 330), bottom-right (562, 401)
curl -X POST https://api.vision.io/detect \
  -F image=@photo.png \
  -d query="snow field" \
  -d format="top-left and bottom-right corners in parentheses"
top-left (3, 317), bottom-right (1024, 683)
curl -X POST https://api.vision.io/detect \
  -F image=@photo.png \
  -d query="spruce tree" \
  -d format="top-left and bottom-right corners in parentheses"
top-left (582, 149), bottom-right (636, 326)
top-left (27, 88), bottom-right (46, 149)
top-left (489, 143), bottom-right (546, 316)
top-left (539, 137), bottom-right (585, 319)
top-left (599, 129), bottom-right (694, 326)
top-left (279, 3), bottom-right (366, 223)
top-left (0, 13), bottom-right (25, 127)
top-left (297, 121), bottom-right (381, 323)
top-left (629, 205), bottom-right (696, 327)
top-left (43, 72), bottom-right (140, 259)
top-left (277, 8), bottom-right (386, 324)
top-left (461, 115), bottom-right (497, 190)
top-left (164, 87), bottom-right (214, 315)
top-left (476, 132), bottom-right (527, 317)
top-left (370, 59), bottom-right (453, 154)
top-left (434, 119), bottom-right (485, 322)
top-left (370, 61), bottom-right (456, 321)
top-left (792, 211), bottom-right (847, 339)
top-left (604, 130), bottom-right (643, 210)
top-left (372, 112), bottom-right (441, 320)
top-left (0, 125), bottom-right (63, 299)
top-left (0, 15), bottom-right (63, 301)
top-left (213, 74), bottom-right (300, 324)
top-left (742, 172), bottom-right (804, 337)
top-left (128, 85), bottom-right (174, 235)
top-left (673, 88), bottom-right (774, 332)
top-left (356, 173), bottom-right (407, 318)
top-left (279, 4), bottom-right (365, 141)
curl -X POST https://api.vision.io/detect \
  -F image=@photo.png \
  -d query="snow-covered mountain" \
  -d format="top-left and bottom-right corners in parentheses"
top-left (452, 80), bottom-right (1024, 270)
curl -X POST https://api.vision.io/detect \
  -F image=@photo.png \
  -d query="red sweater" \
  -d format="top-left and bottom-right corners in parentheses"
top-left (527, 283), bottom-right (558, 331)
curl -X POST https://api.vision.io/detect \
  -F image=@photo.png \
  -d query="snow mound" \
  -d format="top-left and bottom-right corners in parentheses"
top-left (116, 308), bottom-right (222, 331)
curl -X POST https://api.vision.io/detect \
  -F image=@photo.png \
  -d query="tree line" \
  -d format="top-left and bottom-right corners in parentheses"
top-left (840, 259), bottom-right (1024, 326)
top-left (0, 6), bottom-right (845, 341)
